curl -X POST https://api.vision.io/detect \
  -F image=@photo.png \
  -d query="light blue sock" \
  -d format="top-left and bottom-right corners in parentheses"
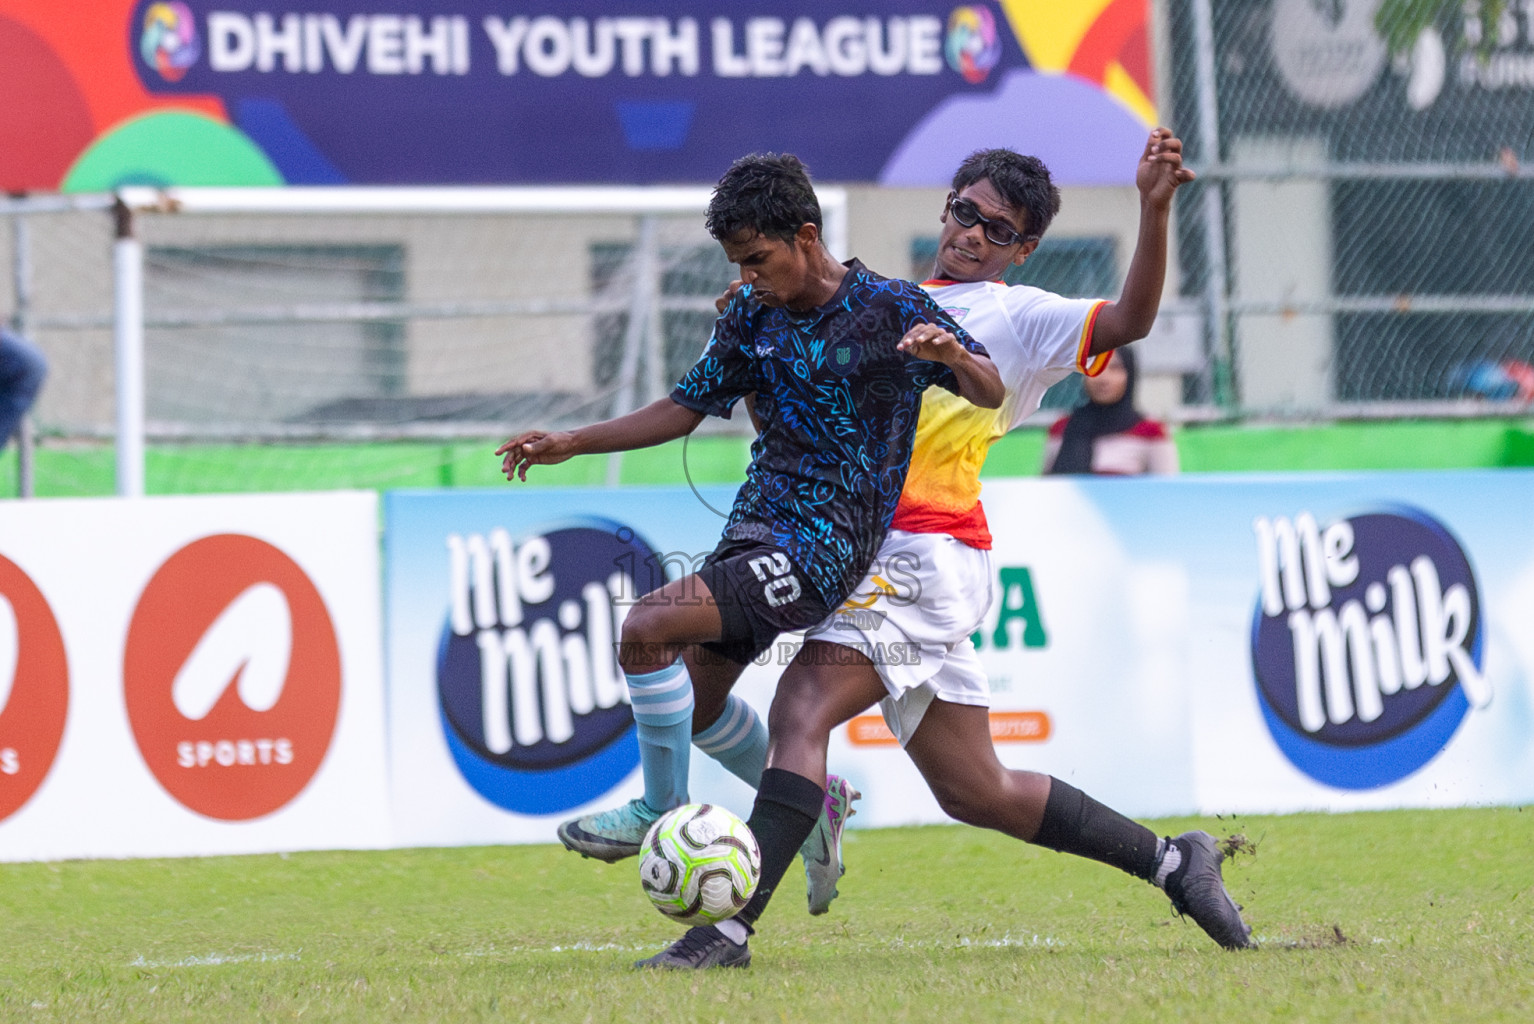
top-left (693, 693), bottom-right (767, 789)
top-left (625, 661), bottom-right (694, 814)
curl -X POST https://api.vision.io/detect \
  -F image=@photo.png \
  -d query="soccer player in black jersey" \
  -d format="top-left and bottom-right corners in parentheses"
top-left (497, 154), bottom-right (1002, 887)
top-left (640, 131), bottom-right (1254, 971)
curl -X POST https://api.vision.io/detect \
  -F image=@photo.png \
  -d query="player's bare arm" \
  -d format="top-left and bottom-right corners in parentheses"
top-left (1089, 127), bottom-right (1197, 355)
top-left (897, 324), bottom-right (1004, 408)
top-left (496, 397), bottom-right (704, 480)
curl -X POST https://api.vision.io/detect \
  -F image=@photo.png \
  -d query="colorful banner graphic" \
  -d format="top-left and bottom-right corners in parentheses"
top-left (0, 0), bottom-right (1155, 190)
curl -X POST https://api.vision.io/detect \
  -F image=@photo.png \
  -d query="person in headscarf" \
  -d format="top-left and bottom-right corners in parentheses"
top-left (1042, 345), bottom-right (1177, 475)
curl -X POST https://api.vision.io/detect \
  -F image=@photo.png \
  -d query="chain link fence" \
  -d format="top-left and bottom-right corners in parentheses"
top-left (1167, 0), bottom-right (1534, 416)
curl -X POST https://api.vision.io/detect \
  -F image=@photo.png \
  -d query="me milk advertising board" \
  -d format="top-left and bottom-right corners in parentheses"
top-left (384, 483), bottom-right (1003, 843)
top-left (0, 493), bottom-right (389, 861)
top-left (385, 486), bottom-right (771, 846)
top-left (968, 471), bottom-right (1534, 819)
top-left (385, 482), bottom-right (1149, 841)
top-left (385, 470), bottom-right (1534, 843)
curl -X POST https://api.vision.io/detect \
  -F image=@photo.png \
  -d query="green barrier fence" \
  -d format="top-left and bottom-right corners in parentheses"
top-left (5, 419), bottom-right (1534, 498)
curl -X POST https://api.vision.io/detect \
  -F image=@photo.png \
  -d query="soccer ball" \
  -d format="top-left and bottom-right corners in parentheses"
top-left (639, 803), bottom-right (761, 926)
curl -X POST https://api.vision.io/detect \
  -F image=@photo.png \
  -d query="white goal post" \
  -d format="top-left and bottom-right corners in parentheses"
top-left (106, 184), bottom-right (851, 497)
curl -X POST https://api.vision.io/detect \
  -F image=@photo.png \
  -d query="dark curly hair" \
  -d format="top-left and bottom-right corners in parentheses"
top-left (706, 153), bottom-right (822, 245)
top-left (950, 149), bottom-right (1060, 241)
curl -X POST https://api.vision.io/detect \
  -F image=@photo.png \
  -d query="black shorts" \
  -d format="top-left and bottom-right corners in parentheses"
top-left (696, 537), bottom-right (833, 665)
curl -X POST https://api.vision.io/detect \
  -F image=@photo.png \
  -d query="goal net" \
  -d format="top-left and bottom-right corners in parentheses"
top-left (2, 186), bottom-right (841, 494)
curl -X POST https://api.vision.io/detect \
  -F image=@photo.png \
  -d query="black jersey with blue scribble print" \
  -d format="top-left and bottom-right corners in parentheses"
top-left (670, 259), bottom-right (988, 607)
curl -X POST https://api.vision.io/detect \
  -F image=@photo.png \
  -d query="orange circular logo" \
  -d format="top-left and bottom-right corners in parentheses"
top-left (0, 554), bottom-right (69, 822)
top-left (124, 535), bottom-right (341, 821)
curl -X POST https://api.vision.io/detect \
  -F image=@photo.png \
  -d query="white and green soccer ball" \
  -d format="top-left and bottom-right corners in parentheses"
top-left (639, 803), bottom-right (761, 926)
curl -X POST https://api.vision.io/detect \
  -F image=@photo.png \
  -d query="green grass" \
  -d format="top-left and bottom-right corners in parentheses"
top-left (2, 806), bottom-right (1530, 1022)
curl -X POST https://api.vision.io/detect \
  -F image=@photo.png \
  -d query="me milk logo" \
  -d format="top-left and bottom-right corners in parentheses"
top-left (0, 555), bottom-right (69, 822)
top-left (124, 535), bottom-right (341, 820)
top-left (436, 520), bottom-right (661, 815)
top-left (1250, 507), bottom-right (1490, 789)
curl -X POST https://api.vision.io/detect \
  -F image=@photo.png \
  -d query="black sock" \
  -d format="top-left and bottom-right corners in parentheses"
top-left (1030, 777), bottom-right (1162, 881)
top-left (734, 768), bottom-right (824, 929)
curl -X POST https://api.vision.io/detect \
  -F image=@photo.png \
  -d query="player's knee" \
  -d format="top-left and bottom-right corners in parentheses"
top-left (765, 691), bottom-right (809, 735)
top-left (616, 605), bottom-right (670, 672)
top-left (766, 684), bottom-right (828, 739)
top-left (932, 785), bottom-right (991, 828)
top-left (929, 771), bottom-right (1005, 829)
top-left (620, 603), bottom-right (657, 644)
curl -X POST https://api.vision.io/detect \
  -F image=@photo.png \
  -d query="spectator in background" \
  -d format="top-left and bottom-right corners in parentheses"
top-left (1043, 345), bottom-right (1177, 475)
top-left (0, 328), bottom-right (46, 453)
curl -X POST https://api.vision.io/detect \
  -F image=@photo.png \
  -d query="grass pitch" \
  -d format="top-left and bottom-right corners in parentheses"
top-left (2, 806), bottom-right (1529, 1023)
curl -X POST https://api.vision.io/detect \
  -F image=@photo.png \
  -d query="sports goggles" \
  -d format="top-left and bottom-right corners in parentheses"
top-left (946, 194), bottom-right (1030, 247)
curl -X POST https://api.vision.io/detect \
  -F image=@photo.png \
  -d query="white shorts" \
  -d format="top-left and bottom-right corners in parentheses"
top-left (806, 530), bottom-right (994, 746)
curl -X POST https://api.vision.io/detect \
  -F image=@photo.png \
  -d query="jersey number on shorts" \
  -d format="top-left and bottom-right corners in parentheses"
top-left (748, 553), bottom-right (802, 609)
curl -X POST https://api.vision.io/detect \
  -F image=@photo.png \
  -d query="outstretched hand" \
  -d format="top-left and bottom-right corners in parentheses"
top-left (495, 429), bottom-right (578, 481)
top-left (1137, 127), bottom-right (1196, 209)
top-left (897, 322), bottom-right (965, 364)
top-left (714, 279), bottom-right (744, 314)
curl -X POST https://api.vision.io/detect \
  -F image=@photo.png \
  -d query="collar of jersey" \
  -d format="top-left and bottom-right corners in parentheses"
top-left (921, 277), bottom-right (1004, 287)
top-left (784, 258), bottom-right (864, 318)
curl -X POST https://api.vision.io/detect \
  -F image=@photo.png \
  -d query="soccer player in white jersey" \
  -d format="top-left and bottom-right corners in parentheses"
top-left (639, 129), bottom-right (1254, 970)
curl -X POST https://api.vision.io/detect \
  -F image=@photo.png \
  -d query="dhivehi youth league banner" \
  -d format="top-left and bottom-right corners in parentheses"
top-left (0, 1), bottom-right (1159, 190)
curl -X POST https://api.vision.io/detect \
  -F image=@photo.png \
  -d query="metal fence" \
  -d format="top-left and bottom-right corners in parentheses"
top-left (1168, 0), bottom-right (1534, 417)
top-left (2, 187), bottom-right (848, 495)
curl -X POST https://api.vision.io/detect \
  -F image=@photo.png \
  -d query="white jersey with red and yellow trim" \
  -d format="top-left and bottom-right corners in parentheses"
top-left (806, 279), bottom-right (1109, 742)
top-left (891, 279), bottom-right (1107, 548)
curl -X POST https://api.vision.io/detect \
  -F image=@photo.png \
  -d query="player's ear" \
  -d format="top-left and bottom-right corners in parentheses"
top-left (940, 191), bottom-right (955, 224)
top-left (794, 222), bottom-right (819, 251)
top-left (1012, 238), bottom-right (1039, 267)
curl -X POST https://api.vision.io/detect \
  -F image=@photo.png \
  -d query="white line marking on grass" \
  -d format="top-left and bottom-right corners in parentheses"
top-left (460, 943), bottom-right (651, 957)
top-left (888, 933), bottom-right (1066, 950)
top-left (956, 933), bottom-right (1066, 949)
top-left (130, 951), bottom-right (302, 968)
